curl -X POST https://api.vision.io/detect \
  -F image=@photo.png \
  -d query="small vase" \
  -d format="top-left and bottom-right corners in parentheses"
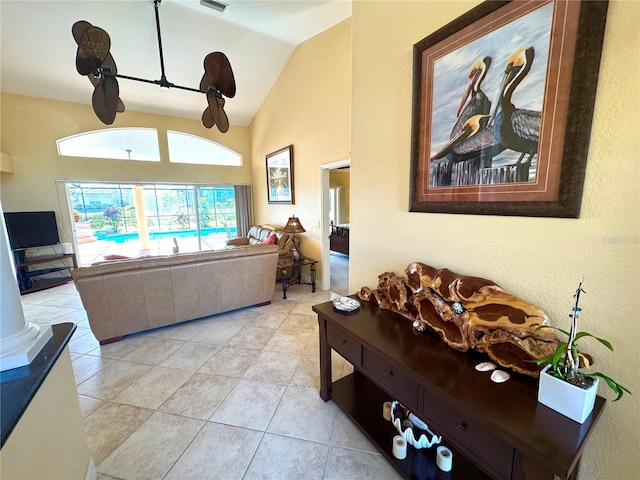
top-left (537, 364), bottom-right (599, 424)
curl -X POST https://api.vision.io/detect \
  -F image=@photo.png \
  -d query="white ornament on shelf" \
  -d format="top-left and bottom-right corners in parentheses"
top-left (490, 370), bottom-right (510, 383)
top-left (390, 401), bottom-right (441, 449)
top-left (475, 361), bottom-right (497, 372)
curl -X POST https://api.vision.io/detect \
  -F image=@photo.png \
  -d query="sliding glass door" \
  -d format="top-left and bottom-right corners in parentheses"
top-left (66, 182), bottom-right (239, 265)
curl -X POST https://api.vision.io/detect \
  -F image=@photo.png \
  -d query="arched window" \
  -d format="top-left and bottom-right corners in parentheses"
top-left (57, 128), bottom-right (160, 161)
top-left (57, 128), bottom-right (242, 166)
top-left (167, 131), bottom-right (242, 166)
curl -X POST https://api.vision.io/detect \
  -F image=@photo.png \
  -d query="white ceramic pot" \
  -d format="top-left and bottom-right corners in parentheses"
top-left (537, 364), bottom-right (599, 424)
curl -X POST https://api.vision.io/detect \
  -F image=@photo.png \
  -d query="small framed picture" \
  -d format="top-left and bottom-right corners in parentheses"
top-left (266, 145), bottom-right (294, 204)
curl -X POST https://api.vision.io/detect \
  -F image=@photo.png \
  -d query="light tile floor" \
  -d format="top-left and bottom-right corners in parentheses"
top-left (21, 282), bottom-right (402, 480)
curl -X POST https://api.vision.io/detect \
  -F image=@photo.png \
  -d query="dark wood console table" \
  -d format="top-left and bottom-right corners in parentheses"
top-left (313, 299), bottom-right (605, 480)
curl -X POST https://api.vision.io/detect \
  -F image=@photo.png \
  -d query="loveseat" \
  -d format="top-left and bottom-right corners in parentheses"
top-left (72, 245), bottom-right (278, 344)
top-left (226, 224), bottom-right (298, 257)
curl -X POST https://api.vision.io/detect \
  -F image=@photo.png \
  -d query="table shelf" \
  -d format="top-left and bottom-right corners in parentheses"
top-left (332, 371), bottom-right (492, 479)
top-left (277, 255), bottom-right (317, 299)
top-left (13, 251), bottom-right (76, 294)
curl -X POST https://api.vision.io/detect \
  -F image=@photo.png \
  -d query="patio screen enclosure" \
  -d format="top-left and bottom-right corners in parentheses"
top-left (66, 182), bottom-right (243, 264)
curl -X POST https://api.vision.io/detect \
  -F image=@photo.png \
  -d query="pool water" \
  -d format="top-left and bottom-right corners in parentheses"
top-left (95, 227), bottom-right (237, 243)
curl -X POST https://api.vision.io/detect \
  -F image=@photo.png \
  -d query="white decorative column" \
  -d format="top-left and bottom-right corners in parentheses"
top-left (133, 185), bottom-right (150, 252)
top-left (0, 202), bottom-right (52, 371)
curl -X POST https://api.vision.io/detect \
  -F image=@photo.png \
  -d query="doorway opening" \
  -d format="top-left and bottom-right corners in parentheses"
top-left (320, 160), bottom-right (350, 295)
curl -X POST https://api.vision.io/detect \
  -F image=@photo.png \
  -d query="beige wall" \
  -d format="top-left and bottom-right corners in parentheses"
top-left (0, 93), bottom-right (251, 244)
top-left (351, 1), bottom-right (639, 479)
top-left (249, 18), bottom-right (352, 274)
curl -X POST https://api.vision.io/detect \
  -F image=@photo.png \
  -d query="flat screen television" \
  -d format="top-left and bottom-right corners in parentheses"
top-left (3, 211), bottom-right (60, 250)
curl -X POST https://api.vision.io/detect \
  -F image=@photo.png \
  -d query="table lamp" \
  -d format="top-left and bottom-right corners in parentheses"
top-left (283, 215), bottom-right (306, 260)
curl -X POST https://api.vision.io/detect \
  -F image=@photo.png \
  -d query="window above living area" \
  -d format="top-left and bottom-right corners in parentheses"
top-left (57, 128), bottom-right (160, 161)
top-left (56, 128), bottom-right (242, 167)
top-left (167, 131), bottom-right (242, 166)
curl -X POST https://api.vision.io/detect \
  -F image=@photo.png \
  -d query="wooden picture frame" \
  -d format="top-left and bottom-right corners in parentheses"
top-left (409, 0), bottom-right (609, 217)
top-left (266, 145), bottom-right (295, 204)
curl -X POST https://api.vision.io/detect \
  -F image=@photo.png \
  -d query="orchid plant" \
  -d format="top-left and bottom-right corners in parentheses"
top-left (536, 281), bottom-right (631, 401)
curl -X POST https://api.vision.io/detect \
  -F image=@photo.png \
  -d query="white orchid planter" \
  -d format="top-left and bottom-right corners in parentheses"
top-left (390, 401), bottom-right (442, 449)
top-left (537, 365), bottom-right (599, 424)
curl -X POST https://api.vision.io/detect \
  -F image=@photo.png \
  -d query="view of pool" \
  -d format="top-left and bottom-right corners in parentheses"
top-left (94, 227), bottom-right (237, 243)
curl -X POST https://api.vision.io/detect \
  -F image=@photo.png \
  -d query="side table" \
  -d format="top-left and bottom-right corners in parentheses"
top-left (277, 255), bottom-right (317, 299)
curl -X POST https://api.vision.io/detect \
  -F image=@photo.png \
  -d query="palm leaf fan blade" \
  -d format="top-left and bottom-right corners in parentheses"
top-left (203, 52), bottom-right (236, 98)
top-left (92, 76), bottom-right (119, 125)
top-left (199, 72), bottom-right (211, 93)
top-left (87, 73), bottom-right (124, 113)
top-left (71, 20), bottom-right (92, 45)
top-left (206, 90), bottom-right (221, 128)
top-left (101, 52), bottom-right (118, 75)
top-left (76, 26), bottom-right (111, 76)
top-left (101, 52), bottom-right (125, 112)
top-left (216, 98), bottom-right (229, 133)
top-left (200, 74), bottom-right (217, 129)
top-left (201, 107), bottom-right (215, 129)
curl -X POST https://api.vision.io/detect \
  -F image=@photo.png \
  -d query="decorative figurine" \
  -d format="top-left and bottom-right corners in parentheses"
top-left (358, 262), bottom-right (560, 377)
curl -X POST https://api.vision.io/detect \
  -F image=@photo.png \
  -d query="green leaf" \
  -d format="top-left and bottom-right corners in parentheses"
top-left (593, 336), bottom-right (614, 351)
top-left (585, 372), bottom-right (631, 401)
top-left (572, 331), bottom-right (614, 351)
top-left (536, 325), bottom-right (570, 338)
top-left (535, 342), bottom-right (568, 375)
top-left (551, 342), bottom-right (567, 366)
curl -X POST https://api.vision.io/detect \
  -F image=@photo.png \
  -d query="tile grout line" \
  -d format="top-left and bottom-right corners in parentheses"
top-left (24, 284), bottom-right (398, 479)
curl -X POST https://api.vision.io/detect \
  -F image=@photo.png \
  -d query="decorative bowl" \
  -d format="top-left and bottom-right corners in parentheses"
top-left (332, 296), bottom-right (360, 312)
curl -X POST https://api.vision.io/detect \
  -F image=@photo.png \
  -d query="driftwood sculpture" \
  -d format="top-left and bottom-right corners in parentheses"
top-left (358, 263), bottom-right (561, 377)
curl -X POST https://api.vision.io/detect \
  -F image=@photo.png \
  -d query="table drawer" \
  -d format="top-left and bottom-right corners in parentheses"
top-left (364, 349), bottom-right (419, 411)
top-left (423, 392), bottom-right (514, 479)
top-left (326, 323), bottom-right (362, 367)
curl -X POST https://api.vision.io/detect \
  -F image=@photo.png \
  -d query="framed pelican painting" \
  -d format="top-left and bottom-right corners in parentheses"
top-left (409, 0), bottom-right (609, 217)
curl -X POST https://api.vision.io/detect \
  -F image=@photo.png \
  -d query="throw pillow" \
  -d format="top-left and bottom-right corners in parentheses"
top-left (103, 254), bottom-right (131, 261)
top-left (263, 233), bottom-right (277, 245)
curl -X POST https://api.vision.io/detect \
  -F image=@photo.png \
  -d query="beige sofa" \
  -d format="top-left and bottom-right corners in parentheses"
top-left (72, 245), bottom-right (278, 344)
top-left (226, 225), bottom-right (299, 257)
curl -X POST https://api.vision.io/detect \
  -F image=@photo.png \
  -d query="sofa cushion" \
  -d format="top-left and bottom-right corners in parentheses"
top-left (264, 233), bottom-right (277, 245)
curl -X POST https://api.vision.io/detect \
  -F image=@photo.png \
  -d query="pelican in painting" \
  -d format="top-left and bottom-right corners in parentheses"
top-left (433, 57), bottom-right (497, 165)
top-left (431, 114), bottom-right (503, 164)
top-left (488, 47), bottom-right (541, 176)
top-left (449, 56), bottom-right (493, 140)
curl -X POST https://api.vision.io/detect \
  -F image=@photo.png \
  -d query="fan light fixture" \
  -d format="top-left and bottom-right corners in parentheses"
top-left (72, 0), bottom-right (235, 132)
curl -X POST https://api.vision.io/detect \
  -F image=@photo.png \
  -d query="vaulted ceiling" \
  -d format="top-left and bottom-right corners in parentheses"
top-left (0, 0), bottom-right (351, 127)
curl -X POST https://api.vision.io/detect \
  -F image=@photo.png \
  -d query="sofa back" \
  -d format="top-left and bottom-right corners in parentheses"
top-left (72, 245), bottom-right (278, 342)
top-left (247, 225), bottom-right (291, 250)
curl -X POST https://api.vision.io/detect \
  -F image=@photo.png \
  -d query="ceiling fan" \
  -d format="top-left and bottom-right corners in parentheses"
top-left (72, 0), bottom-right (236, 132)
